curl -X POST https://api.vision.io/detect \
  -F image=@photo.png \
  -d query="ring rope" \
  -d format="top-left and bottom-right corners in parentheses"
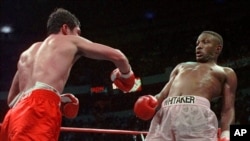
top-left (61, 126), bottom-right (148, 135)
top-left (1, 123), bottom-right (148, 135)
top-left (0, 123), bottom-right (222, 140)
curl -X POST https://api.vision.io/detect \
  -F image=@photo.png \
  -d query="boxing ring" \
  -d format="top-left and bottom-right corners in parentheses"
top-left (0, 123), bottom-right (148, 140)
top-left (60, 126), bottom-right (221, 140)
top-left (0, 123), bottom-right (221, 140)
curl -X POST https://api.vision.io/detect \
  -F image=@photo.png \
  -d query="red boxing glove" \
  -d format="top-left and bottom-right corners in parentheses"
top-left (134, 95), bottom-right (158, 121)
top-left (110, 68), bottom-right (135, 92)
top-left (61, 93), bottom-right (79, 119)
top-left (219, 130), bottom-right (230, 141)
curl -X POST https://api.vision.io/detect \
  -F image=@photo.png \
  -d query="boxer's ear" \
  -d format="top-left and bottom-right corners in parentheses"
top-left (215, 45), bottom-right (222, 55)
top-left (61, 24), bottom-right (69, 35)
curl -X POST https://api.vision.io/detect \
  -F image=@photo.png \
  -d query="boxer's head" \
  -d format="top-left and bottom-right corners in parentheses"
top-left (47, 8), bottom-right (81, 35)
top-left (195, 31), bottom-right (223, 63)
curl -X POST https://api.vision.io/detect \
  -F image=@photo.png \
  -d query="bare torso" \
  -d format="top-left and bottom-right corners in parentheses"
top-left (168, 62), bottom-right (228, 101)
top-left (18, 34), bottom-right (80, 93)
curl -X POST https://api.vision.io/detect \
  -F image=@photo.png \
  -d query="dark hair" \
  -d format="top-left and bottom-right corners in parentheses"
top-left (202, 31), bottom-right (223, 47)
top-left (47, 8), bottom-right (81, 35)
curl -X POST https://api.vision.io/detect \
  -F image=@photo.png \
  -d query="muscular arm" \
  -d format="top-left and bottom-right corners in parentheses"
top-left (7, 71), bottom-right (20, 105)
top-left (74, 36), bottom-right (131, 74)
top-left (220, 68), bottom-right (237, 131)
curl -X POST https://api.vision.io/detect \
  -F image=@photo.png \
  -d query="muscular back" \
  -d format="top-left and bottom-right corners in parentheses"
top-left (18, 42), bottom-right (41, 92)
top-left (31, 35), bottom-right (80, 93)
top-left (168, 62), bottom-right (232, 101)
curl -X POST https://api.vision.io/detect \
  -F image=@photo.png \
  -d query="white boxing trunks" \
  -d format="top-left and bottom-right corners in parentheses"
top-left (145, 95), bottom-right (218, 141)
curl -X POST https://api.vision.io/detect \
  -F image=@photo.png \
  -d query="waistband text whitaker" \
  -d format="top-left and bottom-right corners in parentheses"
top-left (165, 96), bottom-right (195, 105)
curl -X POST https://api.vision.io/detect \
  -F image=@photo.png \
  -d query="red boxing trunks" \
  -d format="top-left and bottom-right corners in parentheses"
top-left (0, 83), bottom-right (61, 141)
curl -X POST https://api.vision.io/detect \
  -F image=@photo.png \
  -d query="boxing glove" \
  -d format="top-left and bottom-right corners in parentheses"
top-left (61, 93), bottom-right (79, 119)
top-left (134, 95), bottom-right (158, 121)
top-left (219, 130), bottom-right (230, 141)
top-left (110, 68), bottom-right (135, 92)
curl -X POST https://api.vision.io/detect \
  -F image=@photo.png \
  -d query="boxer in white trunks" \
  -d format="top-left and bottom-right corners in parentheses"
top-left (134, 31), bottom-right (237, 141)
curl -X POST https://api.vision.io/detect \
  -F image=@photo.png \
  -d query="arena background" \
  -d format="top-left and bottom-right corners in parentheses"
top-left (0, 0), bottom-right (250, 140)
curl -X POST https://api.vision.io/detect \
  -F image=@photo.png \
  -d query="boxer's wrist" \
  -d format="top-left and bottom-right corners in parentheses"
top-left (120, 68), bottom-right (133, 78)
top-left (220, 130), bottom-right (230, 139)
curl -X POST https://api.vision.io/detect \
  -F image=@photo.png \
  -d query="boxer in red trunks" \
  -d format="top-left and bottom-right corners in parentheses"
top-left (0, 8), bottom-right (135, 141)
top-left (134, 31), bottom-right (237, 141)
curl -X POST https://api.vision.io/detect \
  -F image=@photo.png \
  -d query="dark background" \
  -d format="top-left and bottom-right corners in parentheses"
top-left (1, 0), bottom-right (250, 140)
top-left (1, 0), bottom-right (250, 90)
